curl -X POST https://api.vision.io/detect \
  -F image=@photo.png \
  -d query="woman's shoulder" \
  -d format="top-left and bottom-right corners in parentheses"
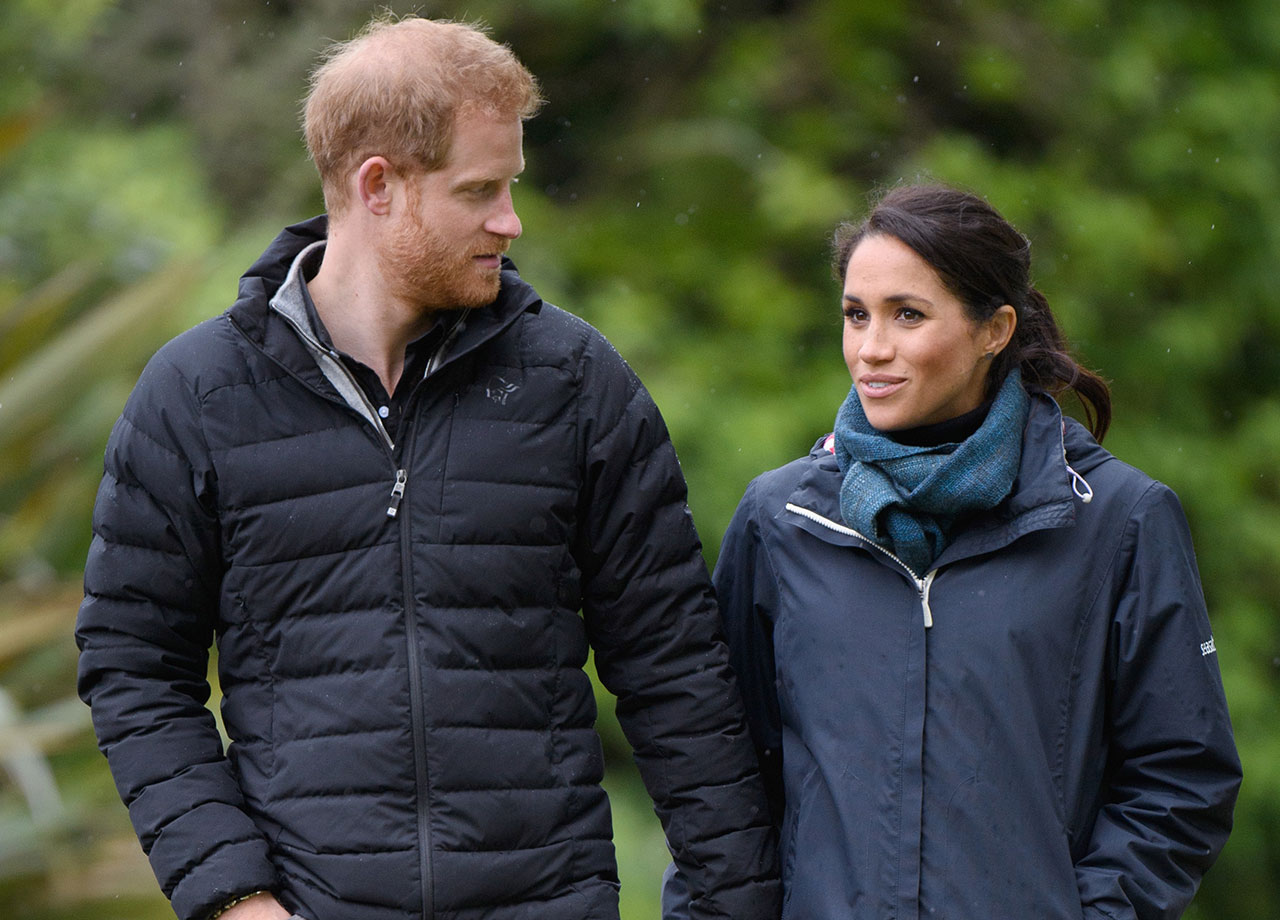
top-left (736, 435), bottom-right (842, 517)
top-left (1061, 416), bottom-right (1188, 526)
top-left (752, 435), bottom-right (835, 481)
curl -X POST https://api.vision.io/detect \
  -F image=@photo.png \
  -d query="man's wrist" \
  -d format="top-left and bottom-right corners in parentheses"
top-left (208, 890), bottom-right (271, 919)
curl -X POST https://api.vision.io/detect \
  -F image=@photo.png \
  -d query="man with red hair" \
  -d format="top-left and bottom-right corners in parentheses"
top-left (77, 16), bottom-right (779, 920)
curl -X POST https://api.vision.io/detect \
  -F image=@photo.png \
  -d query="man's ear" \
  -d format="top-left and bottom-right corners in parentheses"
top-left (355, 156), bottom-right (395, 216)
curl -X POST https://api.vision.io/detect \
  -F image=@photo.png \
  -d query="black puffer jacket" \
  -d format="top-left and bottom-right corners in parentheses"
top-left (76, 217), bottom-right (780, 920)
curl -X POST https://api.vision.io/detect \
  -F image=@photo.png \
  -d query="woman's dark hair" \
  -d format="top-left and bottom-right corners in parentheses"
top-left (832, 183), bottom-right (1111, 441)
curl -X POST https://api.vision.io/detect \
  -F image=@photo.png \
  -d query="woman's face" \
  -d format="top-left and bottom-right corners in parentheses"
top-left (841, 234), bottom-right (1015, 432)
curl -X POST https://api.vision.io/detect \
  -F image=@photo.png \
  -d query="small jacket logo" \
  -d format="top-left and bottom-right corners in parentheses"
top-left (1200, 637), bottom-right (1217, 657)
top-left (485, 376), bottom-right (519, 405)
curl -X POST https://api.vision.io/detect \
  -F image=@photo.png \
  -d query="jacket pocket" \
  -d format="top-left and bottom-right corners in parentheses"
top-left (780, 763), bottom-right (819, 920)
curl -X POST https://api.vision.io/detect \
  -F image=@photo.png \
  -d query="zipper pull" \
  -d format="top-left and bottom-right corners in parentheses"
top-left (387, 469), bottom-right (408, 518)
top-left (920, 570), bottom-right (937, 628)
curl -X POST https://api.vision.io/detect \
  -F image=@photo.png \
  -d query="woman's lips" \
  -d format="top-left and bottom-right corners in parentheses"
top-left (859, 376), bottom-right (906, 398)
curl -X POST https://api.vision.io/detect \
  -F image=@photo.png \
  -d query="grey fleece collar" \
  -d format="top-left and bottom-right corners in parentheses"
top-left (268, 241), bottom-right (391, 445)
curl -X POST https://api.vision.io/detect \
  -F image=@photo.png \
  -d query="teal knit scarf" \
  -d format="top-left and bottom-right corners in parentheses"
top-left (833, 370), bottom-right (1030, 575)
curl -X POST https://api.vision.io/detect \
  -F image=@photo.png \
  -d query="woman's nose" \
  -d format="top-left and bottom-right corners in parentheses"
top-left (858, 323), bottom-right (894, 362)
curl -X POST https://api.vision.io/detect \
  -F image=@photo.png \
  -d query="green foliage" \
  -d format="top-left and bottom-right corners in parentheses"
top-left (2, 1), bottom-right (1277, 917)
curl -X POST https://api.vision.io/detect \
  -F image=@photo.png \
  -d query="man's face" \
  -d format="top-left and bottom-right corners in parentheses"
top-left (382, 109), bottom-right (525, 310)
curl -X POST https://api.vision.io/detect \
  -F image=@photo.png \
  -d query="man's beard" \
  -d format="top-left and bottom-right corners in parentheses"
top-left (383, 209), bottom-right (507, 311)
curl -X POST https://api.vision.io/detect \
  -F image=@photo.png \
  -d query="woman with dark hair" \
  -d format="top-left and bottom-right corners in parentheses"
top-left (664, 184), bottom-right (1239, 919)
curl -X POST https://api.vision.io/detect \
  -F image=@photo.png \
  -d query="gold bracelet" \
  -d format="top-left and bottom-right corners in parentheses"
top-left (208, 890), bottom-right (269, 920)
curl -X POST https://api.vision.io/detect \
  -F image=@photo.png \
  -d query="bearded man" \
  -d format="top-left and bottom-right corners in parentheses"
top-left (75, 16), bottom-right (779, 920)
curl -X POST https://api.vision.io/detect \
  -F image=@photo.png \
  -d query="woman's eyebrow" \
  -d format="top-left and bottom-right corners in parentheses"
top-left (843, 292), bottom-right (934, 306)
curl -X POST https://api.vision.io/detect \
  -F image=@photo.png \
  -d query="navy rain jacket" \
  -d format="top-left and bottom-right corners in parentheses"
top-left (669, 392), bottom-right (1239, 920)
top-left (76, 218), bottom-right (780, 920)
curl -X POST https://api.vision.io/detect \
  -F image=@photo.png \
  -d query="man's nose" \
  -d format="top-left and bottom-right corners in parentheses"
top-left (486, 188), bottom-right (522, 239)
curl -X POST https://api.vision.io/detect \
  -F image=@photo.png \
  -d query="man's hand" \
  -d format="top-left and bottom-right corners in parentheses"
top-left (217, 892), bottom-right (294, 920)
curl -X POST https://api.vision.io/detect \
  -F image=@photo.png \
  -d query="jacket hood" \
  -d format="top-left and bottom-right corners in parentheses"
top-left (1060, 411), bottom-right (1111, 476)
top-left (231, 216), bottom-right (328, 332)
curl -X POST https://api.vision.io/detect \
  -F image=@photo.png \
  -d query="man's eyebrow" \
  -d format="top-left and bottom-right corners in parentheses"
top-left (454, 166), bottom-right (525, 188)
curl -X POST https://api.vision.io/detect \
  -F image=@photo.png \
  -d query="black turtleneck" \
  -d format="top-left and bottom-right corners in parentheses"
top-left (887, 398), bottom-right (994, 448)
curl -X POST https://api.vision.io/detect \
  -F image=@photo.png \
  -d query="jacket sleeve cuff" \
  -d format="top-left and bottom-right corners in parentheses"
top-left (661, 861), bottom-right (692, 920)
top-left (166, 835), bottom-right (278, 920)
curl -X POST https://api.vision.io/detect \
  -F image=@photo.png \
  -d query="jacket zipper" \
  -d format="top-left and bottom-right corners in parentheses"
top-left (387, 469), bottom-right (408, 517)
top-left (272, 309), bottom-right (411, 504)
top-left (785, 503), bottom-right (938, 627)
top-left (425, 312), bottom-right (466, 377)
top-left (273, 308), bottom-right (462, 518)
top-left (392, 315), bottom-right (461, 920)
top-left (273, 303), bottom-right (468, 917)
top-left (396, 449), bottom-right (432, 918)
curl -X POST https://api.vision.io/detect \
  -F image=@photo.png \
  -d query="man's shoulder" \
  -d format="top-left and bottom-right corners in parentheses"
top-left (518, 301), bottom-right (606, 347)
top-left (136, 313), bottom-right (247, 400)
top-left (507, 301), bottom-right (634, 376)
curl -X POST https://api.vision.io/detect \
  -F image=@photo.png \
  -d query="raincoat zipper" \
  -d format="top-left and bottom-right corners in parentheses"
top-left (785, 503), bottom-right (938, 627)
